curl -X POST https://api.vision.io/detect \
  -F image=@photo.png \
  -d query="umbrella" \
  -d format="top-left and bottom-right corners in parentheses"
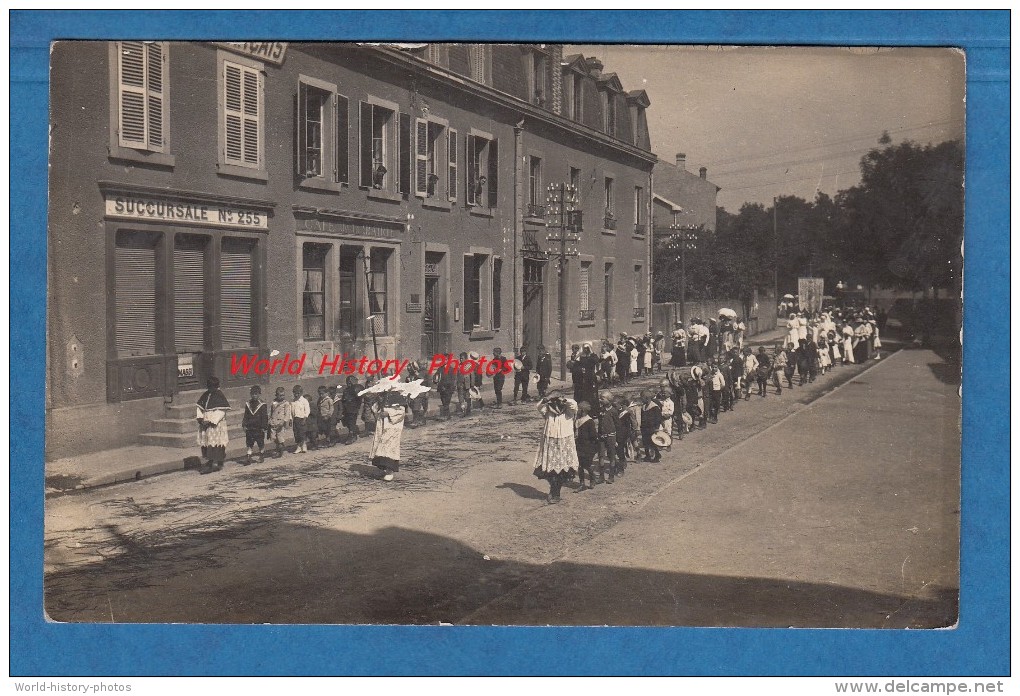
top-left (359, 376), bottom-right (431, 398)
top-left (718, 307), bottom-right (737, 318)
top-left (782, 293), bottom-right (796, 299)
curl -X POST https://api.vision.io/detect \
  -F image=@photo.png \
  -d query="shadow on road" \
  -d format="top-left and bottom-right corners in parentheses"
top-left (46, 521), bottom-right (957, 630)
top-left (495, 482), bottom-right (547, 501)
top-left (349, 462), bottom-right (383, 479)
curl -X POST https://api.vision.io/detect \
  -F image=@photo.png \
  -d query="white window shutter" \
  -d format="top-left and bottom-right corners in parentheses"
top-left (242, 68), bottom-right (260, 166)
top-left (118, 41), bottom-right (147, 148)
top-left (223, 62), bottom-right (244, 164)
top-left (465, 134), bottom-right (476, 205)
top-left (447, 128), bottom-right (458, 202)
top-left (414, 118), bottom-right (428, 196)
top-left (144, 42), bottom-right (165, 151)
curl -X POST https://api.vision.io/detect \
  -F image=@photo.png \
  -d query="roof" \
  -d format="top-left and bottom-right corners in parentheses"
top-left (653, 193), bottom-right (686, 212)
top-left (627, 89), bottom-right (651, 107)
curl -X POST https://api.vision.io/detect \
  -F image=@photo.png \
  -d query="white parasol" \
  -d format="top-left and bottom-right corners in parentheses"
top-left (782, 293), bottom-right (796, 299)
top-left (718, 307), bottom-right (737, 318)
top-left (359, 375), bottom-right (432, 398)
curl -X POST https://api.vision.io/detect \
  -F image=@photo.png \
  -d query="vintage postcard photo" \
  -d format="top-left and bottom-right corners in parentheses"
top-left (44, 41), bottom-right (963, 627)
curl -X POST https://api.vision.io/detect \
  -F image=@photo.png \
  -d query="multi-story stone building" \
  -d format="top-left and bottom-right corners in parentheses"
top-left (47, 41), bottom-right (656, 458)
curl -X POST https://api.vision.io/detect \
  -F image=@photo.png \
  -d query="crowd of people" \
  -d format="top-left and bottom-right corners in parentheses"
top-left (531, 307), bottom-right (884, 504)
top-left (191, 307), bottom-right (884, 490)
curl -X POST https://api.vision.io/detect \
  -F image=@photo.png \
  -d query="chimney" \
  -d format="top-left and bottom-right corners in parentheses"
top-left (549, 45), bottom-right (564, 116)
top-left (699, 166), bottom-right (707, 179)
top-left (675, 153), bottom-right (686, 170)
top-left (586, 57), bottom-right (603, 76)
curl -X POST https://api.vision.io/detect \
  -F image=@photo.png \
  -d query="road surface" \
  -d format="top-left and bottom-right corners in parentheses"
top-left (44, 345), bottom-right (959, 627)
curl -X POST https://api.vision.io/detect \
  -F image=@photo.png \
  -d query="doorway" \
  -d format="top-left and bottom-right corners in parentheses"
top-left (523, 258), bottom-right (545, 352)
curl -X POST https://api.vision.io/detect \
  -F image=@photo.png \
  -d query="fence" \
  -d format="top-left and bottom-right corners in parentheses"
top-left (652, 290), bottom-right (778, 338)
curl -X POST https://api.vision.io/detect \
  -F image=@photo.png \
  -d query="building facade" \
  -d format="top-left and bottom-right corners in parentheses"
top-left (47, 42), bottom-right (655, 458)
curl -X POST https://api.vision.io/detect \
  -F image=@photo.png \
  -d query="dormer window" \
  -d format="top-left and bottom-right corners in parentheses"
top-left (523, 47), bottom-right (550, 109)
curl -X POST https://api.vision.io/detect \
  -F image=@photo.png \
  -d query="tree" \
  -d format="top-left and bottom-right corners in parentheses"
top-left (840, 139), bottom-right (964, 293)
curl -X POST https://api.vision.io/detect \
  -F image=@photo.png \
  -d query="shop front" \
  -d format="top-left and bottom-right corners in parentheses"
top-left (101, 183), bottom-right (273, 401)
top-left (295, 208), bottom-right (405, 376)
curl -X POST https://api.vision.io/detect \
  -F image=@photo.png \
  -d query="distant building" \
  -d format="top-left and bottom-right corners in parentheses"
top-left (47, 41), bottom-right (655, 458)
top-left (652, 153), bottom-right (719, 235)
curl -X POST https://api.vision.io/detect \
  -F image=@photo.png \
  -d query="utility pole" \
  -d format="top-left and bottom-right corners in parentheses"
top-left (669, 222), bottom-right (698, 326)
top-left (773, 196), bottom-right (779, 323)
top-left (546, 182), bottom-right (579, 381)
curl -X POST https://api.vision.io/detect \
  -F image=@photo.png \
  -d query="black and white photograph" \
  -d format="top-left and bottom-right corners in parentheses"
top-left (44, 40), bottom-right (964, 627)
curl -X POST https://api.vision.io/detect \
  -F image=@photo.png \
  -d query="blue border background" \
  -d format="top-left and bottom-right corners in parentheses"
top-left (11, 10), bottom-right (1009, 676)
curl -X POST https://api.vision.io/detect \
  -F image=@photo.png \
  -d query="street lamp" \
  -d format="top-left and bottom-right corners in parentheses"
top-left (545, 182), bottom-right (580, 381)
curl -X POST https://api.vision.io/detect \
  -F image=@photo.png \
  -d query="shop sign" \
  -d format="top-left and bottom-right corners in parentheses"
top-left (214, 41), bottom-right (288, 65)
top-left (105, 194), bottom-right (269, 231)
top-left (300, 218), bottom-right (399, 240)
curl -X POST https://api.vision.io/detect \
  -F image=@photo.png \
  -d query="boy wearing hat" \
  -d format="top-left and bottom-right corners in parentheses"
top-left (574, 401), bottom-right (600, 490)
top-left (596, 390), bottom-right (619, 484)
top-left (638, 389), bottom-right (663, 462)
top-left (455, 351), bottom-right (473, 417)
top-left (513, 345), bottom-right (533, 404)
top-left (491, 347), bottom-right (507, 407)
top-left (469, 351), bottom-right (486, 410)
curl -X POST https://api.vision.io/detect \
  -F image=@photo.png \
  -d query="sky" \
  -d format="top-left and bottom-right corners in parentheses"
top-left (568, 45), bottom-right (965, 212)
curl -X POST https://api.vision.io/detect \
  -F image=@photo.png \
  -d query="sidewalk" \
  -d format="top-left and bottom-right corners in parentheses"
top-left (45, 328), bottom-right (790, 495)
top-left (466, 346), bottom-right (961, 626)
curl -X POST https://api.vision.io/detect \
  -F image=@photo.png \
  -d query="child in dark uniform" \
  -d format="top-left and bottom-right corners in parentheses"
top-left (491, 347), bottom-right (507, 407)
top-left (639, 389), bottom-right (663, 462)
top-left (241, 385), bottom-right (269, 465)
top-left (574, 401), bottom-right (600, 491)
top-left (340, 375), bottom-right (362, 443)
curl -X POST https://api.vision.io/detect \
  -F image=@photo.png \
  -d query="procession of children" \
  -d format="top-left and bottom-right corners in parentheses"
top-left (192, 307), bottom-right (884, 492)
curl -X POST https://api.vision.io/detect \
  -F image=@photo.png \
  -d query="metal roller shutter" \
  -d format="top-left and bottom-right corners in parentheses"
top-left (115, 243), bottom-right (157, 356)
top-left (221, 241), bottom-right (253, 348)
top-left (174, 242), bottom-right (205, 352)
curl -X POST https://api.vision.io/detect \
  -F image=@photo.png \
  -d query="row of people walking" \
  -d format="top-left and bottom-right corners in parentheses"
top-left (533, 334), bottom-right (862, 504)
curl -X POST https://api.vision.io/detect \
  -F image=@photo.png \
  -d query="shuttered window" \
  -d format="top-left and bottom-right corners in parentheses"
top-left (223, 59), bottom-right (262, 169)
top-left (466, 135), bottom-right (498, 208)
top-left (398, 112), bottom-right (411, 195)
top-left (487, 139), bottom-right (499, 208)
top-left (579, 261), bottom-right (591, 312)
top-left (114, 233), bottom-right (158, 357)
top-left (414, 118), bottom-right (429, 197)
top-left (221, 240), bottom-right (255, 348)
top-left (492, 257), bottom-right (502, 330)
top-left (117, 41), bottom-right (167, 151)
top-left (335, 94), bottom-right (349, 184)
top-left (173, 239), bottom-right (206, 352)
top-left (447, 128), bottom-right (458, 201)
top-left (360, 101), bottom-right (395, 190)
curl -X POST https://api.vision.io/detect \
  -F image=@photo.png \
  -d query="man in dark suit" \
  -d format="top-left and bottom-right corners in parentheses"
top-left (535, 344), bottom-right (553, 398)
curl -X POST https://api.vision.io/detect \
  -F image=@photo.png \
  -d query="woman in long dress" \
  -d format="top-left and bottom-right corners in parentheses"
top-left (841, 323), bottom-right (856, 365)
top-left (786, 313), bottom-right (799, 348)
top-left (533, 396), bottom-right (579, 504)
top-left (196, 376), bottom-right (231, 475)
top-left (371, 390), bottom-right (407, 481)
top-left (797, 313), bottom-right (809, 342)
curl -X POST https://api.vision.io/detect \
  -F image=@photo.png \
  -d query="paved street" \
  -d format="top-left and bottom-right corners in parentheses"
top-left (44, 345), bottom-right (959, 627)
